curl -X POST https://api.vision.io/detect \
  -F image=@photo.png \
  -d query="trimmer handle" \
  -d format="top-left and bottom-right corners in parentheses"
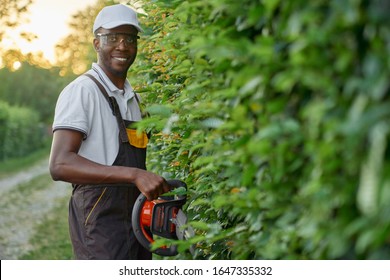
top-left (132, 179), bottom-right (187, 256)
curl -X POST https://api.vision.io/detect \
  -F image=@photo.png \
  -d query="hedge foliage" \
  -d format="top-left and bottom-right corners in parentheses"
top-left (131, 0), bottom-right (390, 259)
top-left (0, 101), bottom-right (45, 160)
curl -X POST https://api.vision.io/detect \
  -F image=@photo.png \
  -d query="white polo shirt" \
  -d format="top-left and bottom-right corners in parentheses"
top-left (52, 63), bottom-right (142, 166)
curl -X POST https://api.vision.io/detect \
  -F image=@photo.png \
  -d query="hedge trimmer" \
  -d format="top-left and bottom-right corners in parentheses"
top-left (132, 179), bottom-right (195, 256)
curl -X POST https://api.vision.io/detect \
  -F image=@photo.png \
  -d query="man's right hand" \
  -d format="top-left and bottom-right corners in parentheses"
top-left (132, 169), bottom-right (171, 201)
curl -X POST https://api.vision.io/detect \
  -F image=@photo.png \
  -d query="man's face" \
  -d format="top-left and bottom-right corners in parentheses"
top-left (94, 25), bottom-right (138, 79)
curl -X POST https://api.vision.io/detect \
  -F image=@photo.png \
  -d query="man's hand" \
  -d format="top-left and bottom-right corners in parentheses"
top-left (133, 169), bottom-right (171, 201)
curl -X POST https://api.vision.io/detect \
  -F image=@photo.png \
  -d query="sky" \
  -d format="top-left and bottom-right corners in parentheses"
top-left (3, 0), bottom-right (99, 63)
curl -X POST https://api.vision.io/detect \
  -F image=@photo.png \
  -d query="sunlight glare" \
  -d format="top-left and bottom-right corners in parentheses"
top-left (12, 61), bottom-right (22, 71)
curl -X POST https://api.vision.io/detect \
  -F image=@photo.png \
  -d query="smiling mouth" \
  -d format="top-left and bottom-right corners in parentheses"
top-left (113, 57), bottom-right (128, 62)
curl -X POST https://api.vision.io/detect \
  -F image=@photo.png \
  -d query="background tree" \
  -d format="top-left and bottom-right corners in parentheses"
top-left (0, 0), bottom-right (36, 66)
top-left (0, 62), bottom-right (72, 123)
top-left (0, 0), bottom-right (33, 41)
top-left (0, 0), bottom-right (76, 161)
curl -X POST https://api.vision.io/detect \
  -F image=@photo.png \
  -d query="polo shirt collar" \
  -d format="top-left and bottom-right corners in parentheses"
top-left (91, 63), bottom-right (134, 98)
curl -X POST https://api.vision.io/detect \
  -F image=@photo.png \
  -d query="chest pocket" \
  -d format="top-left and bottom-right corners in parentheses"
top-left (126, 128), bottom-right (148, 149)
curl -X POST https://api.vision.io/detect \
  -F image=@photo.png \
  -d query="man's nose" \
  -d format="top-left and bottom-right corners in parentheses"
top-left (116, 38), bottom-right (128, 49)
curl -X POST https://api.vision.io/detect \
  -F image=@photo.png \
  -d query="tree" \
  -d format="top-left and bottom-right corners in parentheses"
top-left (0, 61), bottom-right (72, 123)
top-left (0, 0), bottom-right (36, 68)
top-left (0, 0), bottom-right (33, 41)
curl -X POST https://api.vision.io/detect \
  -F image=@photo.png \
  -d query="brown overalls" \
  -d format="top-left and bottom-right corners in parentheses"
top-left (68, 74), bottom-right (151, 260)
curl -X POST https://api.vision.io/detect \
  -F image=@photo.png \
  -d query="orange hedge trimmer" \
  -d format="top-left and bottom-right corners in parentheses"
top-left (132, 180), bottom-right (195, 256)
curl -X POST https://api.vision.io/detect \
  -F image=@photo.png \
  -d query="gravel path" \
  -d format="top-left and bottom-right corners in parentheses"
top-left (0, 158), bottom-right (71, 259)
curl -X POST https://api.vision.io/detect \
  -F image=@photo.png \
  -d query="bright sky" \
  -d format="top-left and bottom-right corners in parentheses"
top-left (3, 0), bottom-right (98, 63)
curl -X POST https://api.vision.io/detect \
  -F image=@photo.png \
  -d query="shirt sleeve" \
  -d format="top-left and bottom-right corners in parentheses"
top-left (52, 78), bottom-right (94, 138)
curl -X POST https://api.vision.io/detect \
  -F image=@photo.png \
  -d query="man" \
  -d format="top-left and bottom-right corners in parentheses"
top-left (49, 4), bottom-right (170, 260)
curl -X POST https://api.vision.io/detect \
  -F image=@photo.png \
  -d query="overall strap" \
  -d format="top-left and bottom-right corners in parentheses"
top-left (84, 73), bottom-right (128, 143)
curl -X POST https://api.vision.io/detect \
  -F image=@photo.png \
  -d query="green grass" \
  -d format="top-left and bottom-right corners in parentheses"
top-left (19, 194), bottom-right (74, 260)
top-left (0, 139), bottom-right (51, 179)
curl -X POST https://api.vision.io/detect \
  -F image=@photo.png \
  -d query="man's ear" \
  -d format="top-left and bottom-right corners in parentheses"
top-left (93, 38), bottom-right (100, 52)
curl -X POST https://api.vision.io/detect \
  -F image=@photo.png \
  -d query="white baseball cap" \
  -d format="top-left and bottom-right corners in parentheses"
top-left (93, 4), bottom-right (143, 34)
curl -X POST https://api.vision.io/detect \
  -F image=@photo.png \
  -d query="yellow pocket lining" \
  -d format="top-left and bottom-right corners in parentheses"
top-left (126, 129), bottom-right (148, 148)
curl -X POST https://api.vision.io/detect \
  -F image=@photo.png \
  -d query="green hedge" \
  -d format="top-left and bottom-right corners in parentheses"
top-left (132, 0), bottom-right (390, 259)
top-left (0, 101), bottom-right (45, 160)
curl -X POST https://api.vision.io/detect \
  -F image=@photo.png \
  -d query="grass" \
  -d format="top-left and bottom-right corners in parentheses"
top-left (0, 140), bottom-right (51, 179)
top-left (19, 194), bottom-right (73, 260)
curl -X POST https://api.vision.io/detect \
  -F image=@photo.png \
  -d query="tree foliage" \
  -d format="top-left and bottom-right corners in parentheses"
top-left (0, 62), bottom-right (73, 123)
top-left (0, 0), bottom-right (37, 68)
top-left (0, 61), bottom-right (73, 162)
top-left (0, 0), bottom-right (33, 41)
top-left (131, 0), bottom-right (390, 259)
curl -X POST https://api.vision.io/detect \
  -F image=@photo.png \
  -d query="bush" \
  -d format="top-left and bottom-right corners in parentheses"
top-left (0, 62), bottom-right (73, 124)
top-left (132, 0), bottom-right (390, 259)
top-left (0, 101), bottom-right (46, 160)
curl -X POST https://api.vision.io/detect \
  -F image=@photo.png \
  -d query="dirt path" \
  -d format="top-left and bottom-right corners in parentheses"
top-left (0, 158), bottom-right (71, 259)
